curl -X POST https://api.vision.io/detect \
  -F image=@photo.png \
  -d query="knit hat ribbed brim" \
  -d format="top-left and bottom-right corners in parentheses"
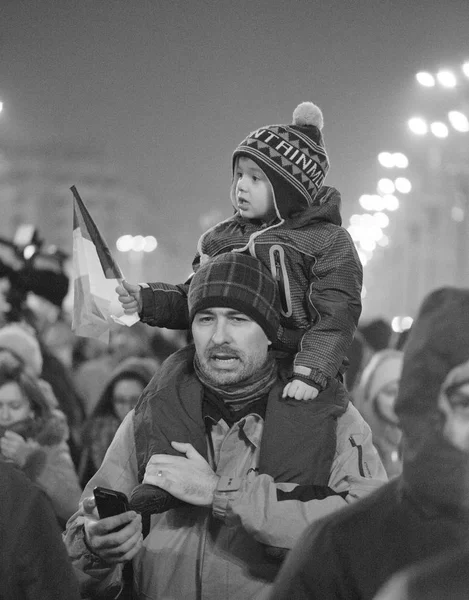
top-left (188, 253), bottom-right (280, 341)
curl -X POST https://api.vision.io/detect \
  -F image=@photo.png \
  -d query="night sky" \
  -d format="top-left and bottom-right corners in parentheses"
top-left (1, 0), bottom-right (468, 311)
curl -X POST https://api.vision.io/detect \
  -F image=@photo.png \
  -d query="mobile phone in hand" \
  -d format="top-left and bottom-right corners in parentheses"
top-left (93, 486), bottom-right (130, 520)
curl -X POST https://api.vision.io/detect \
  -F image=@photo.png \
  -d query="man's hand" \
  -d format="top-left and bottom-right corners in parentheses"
top-left (0, 431), bottom-right (38, 467)
top-left (82, 496), bottom-right (143, 565)
top-left (143, 441), bottom-right (219, 506)
top-left (115, 280), bottom-right (143, 314)
top-left (282, 379), bottom-right (319, 401)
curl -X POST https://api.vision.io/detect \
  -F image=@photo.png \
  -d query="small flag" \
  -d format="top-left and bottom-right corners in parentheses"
top-left (71, 185), bottom-right (138, 342)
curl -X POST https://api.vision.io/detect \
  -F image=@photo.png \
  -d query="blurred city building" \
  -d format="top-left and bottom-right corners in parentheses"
top-left (0, 139), bottom-right (150, 252)
top-left (353, 59), bottom-right (469, 325)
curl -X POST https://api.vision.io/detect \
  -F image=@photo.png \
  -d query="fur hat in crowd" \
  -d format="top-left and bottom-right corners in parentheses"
top-left (0, 323), bottom-right (43, 376)
top-left (232, 101), bottom-right (329, 217)
top-left (188, 253), bottom-right (280, 341)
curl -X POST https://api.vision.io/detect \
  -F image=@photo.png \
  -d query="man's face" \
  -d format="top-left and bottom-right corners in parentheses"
top-left (192, 307), bottom-right (271, 386)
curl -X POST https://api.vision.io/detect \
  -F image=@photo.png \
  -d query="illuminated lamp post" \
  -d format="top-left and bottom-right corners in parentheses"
top-left (116, 234), bottom-right (158, 282)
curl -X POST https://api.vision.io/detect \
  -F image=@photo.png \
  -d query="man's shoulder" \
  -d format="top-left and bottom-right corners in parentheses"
top-left (338, 401), bottom-right (369, 430)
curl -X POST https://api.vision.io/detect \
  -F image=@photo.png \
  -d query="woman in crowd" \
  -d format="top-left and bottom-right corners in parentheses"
top-left (78, 356), bottom-right (158, 486)
top-left (0, 350), bottom-right (82, 527)
top-left (353, 349), bottom-right (404, 479)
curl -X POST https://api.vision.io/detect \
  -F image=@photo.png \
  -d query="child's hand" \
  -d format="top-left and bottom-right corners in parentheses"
top-left (282, 379), bottom-right (319, 401)
top-left (115, 280), bottom-right (143, 314)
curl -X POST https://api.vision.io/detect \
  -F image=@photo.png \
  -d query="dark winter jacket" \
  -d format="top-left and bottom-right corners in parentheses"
top-left (140, 186), bottom-right (362, 390)
top-left (267, 287), bottom-right (469, 600)
top-left (0, 460), bottom-right (81, 600)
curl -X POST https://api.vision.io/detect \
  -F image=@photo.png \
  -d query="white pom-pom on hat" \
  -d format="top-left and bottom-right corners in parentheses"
top-left (292, 102), bottom-right (324, 130)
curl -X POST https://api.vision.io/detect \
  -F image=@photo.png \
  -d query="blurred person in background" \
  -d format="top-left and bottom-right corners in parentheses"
top-left (374, 543), bottom-right (469, 600)
top-left (74, 322), bottom-right (157, 416)
top-left (0, 234), bottom-right (86, 466)
top-left (353, 349), bottom-right (404, 479)
top-left (149, 327), bottom-right (185, 363)
top-left (78, 356), bottom-right (159, 487)
top-left (42, 316), bottom-right (77, 370)
top-left (267, 287), bottom-right (469, 600)
top-left (71, 335), bottom-right (107, 373)
top-left (344, 330), bottom-right (374, 394)
top-left (359, 318), bottom-right (393, 354)
top-left (0, 236), bottom-right (29, 326)
top-left (0, 460), bottom-right (81, 600)
top-left (0, 347), bottom-right (82, 528)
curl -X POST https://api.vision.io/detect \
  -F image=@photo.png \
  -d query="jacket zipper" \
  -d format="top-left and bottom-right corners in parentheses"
top-left (349, 436), bottom-right (365, 477)
top-left (270, 246), bottom-right (292, 317)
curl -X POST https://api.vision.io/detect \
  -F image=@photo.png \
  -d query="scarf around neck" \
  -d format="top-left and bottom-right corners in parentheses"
top-left (193, 352), bottom-right (278, 414)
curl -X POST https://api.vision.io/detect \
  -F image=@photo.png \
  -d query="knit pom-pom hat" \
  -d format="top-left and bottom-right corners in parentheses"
top-left (231, 101), bottom-right (329, 218)
top-left (188, 253), bottom-right (280, 342)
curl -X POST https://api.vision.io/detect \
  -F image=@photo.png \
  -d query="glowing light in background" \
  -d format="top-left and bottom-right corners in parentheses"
top-left (408, 117), bottom-right (428, 135)
top-left (376, 234), bottom-right (390, 247)
top-left (436, 69), bottom-right (457, 88)
top-left (451, 206), bottom-right (465, 222)
top-left (116, 234), bottom-right (133, 252)
top-left (116, 234), bottom-right (158, 252)
top-left (416, 71), bottom-right (435, 87)
top-left (430, 121), bottom-right (449, 138)
top-left (378, 152), bottom-right (394, 168)
top-left (373, 212), bottom-right (390, 229)
top-left (394, 177), bottom-right (412, 194)
top-left (143, 236), bottom-right (158, 252)
top-left (131, 235), bottom-right (145, 252)
top-left (448, 110), bottom-right (469, 132)
top-left (393, 152), bottom-right (409, 168)
top-left (377, 178), bottom-right (395, 195)
top-left (392, 316), bottom-right (413, 333)
top-left (383, 195), bottom-right (399, 211)
top-left (378, 152), bottom-right (409, 169)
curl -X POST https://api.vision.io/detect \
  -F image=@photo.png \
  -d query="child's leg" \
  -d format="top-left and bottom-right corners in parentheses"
top-left (259, 379), bottom-right (348, 486)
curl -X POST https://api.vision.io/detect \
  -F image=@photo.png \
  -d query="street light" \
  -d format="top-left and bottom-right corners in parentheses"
top-left (436, 69), bottom-right (457, 88)
top-left (448, 111), bottom-right (469, 133)
top-left (116, 234), bottom-right (157, 253)
top-left (430, 121), bottom-right (449, 138)
top-left (116, 234), bottom-right (158, 281)
top-left (377, 178), bottom-right (395, 195)
top-left (408, 117), bottom-right (428, 135)
top-left (416, 71), bottom-right (435, 87)
top-left (378, 151), bottom-right (409, 169)
top-left (394, 177), bottom-right (412, 194)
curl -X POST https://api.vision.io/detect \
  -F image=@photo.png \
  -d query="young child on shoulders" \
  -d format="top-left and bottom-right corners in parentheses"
top-left (117, 101), bottom-right (363, 514)
top-left (118, 101), bottom-right (362, 401)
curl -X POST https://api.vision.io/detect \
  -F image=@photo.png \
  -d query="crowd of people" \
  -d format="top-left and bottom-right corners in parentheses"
top-left (1, 100), bottom-right (468, 600)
